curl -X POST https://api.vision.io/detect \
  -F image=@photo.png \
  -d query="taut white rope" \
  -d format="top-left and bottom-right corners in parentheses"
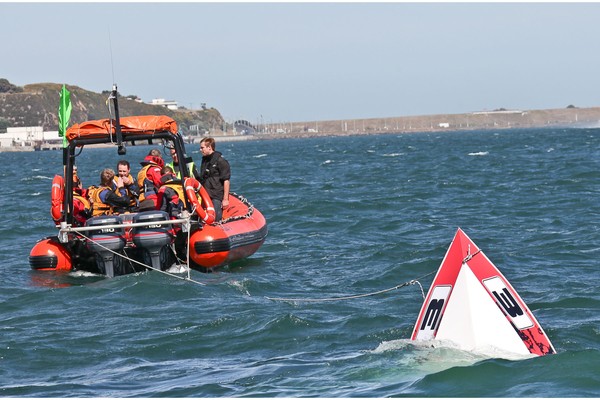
top-left (266, 270), bottom-right (435, 303)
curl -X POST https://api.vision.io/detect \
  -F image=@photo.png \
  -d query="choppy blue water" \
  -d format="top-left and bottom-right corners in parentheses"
top-left (1, 127), bottom-right (599, 397)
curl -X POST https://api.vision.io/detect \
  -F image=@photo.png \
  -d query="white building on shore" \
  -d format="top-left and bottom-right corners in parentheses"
top-left (150, 98), bottom-right (178, 110)
top-left (0, 126), bottom-right (61, 149)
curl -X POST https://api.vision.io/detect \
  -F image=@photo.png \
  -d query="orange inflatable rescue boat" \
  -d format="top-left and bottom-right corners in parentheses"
top-left (29, 85), bottom-right (267, 277)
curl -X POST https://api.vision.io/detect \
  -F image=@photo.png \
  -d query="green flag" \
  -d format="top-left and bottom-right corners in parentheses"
top-left (58, 84), bottom-right (72, 148)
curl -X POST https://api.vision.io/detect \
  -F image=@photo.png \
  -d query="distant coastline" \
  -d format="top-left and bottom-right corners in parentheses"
top-left (2, 106), bottom-right (599, 151)
top-left (209, 106), bottom-right (600, 143)
top-left (248, 106), bottom-right (600, 141)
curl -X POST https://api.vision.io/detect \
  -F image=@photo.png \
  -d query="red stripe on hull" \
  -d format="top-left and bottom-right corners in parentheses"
top-left (411, 228), bottom-right (555, 356)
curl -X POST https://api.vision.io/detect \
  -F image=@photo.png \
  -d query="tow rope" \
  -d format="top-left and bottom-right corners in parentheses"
top-left (71, 228), bottom-right (208, 287)
top-left (66, 221), bottom-right (436, 299)
top-left (265, 270), bottom-right (436, 303)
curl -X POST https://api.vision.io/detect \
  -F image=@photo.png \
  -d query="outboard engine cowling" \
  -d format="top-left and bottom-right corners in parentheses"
top-left (132, 211), bottom-right (173, 271)
top-left (85, 215), bottom-right (126, 277)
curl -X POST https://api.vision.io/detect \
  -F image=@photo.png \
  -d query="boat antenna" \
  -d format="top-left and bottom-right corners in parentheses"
top-left (111, 84), bottom-right (126, 155)
top-left (107, 26), bottom-right (125, 155)
top-left (108, 25), bottom-right (116, 86)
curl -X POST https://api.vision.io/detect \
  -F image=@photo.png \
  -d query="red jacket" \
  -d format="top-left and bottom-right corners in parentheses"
top-left (137, 155), bottom-right (164, 205)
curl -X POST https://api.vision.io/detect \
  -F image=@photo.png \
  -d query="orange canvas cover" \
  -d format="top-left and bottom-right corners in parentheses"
top-left (66, 115), bottom-right (178, 141)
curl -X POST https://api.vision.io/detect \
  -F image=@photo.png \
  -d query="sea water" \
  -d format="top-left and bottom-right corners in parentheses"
top-left (0, 127), bottom-right (598, 397)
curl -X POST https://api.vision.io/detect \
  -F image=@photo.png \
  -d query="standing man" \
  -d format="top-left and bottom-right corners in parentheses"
top-left (199, 137), bottom-right (230, 222)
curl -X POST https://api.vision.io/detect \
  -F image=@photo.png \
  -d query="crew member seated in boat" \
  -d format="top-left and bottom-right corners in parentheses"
top-left (114, 160), bottom-right (139, 210)
top-left (156, 166), bottom-right (187, 219)
top-left (89, 168), bottom-right (133, 216)
top-left (73, 165), bottom-right (83, 192)
top-left (137, 149), bottom-right (164, 211)
top-left (73, 190), bottom-right (92, 226)
top-left (166, 148), bottom-right (201, 180)
top-left (70, 166), bottom-right (91, 225)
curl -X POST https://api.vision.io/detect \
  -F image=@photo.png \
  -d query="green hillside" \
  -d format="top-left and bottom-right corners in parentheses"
top-left (0, 79), bottom-right (224, 134)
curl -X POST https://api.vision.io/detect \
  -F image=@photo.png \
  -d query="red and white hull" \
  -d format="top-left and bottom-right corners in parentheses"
top-left (411, 228), bottom-right (555, 357)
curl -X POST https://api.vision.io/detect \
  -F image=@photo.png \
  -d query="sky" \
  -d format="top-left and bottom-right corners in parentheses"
top-left (3, 2), bottom-right (600, 124)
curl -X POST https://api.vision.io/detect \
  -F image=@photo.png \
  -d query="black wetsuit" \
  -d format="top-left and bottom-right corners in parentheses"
top-left (199, 151), bottom-right (231, 221)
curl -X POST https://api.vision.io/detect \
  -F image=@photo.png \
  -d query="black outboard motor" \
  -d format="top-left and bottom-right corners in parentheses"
top-left (85, 215), bottom-right (126, 278)
top-left (132, 211), bottom-right (173, 271)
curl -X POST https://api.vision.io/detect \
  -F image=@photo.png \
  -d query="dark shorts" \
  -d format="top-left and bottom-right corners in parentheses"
top-left (211, 198), bottom-right (222, 222)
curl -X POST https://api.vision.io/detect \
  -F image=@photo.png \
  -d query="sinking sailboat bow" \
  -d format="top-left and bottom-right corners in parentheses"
top-left (411, 228), bottom-right (555, 357)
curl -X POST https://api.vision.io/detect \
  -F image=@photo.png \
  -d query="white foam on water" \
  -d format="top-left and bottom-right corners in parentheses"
top-left (228, 279), bottom-right (251, 296)
top-left (373, 337), bottom-right (533, 376)
top-left (166, 264), bottom-right (190, 274)
top-left (382, 153), bottom-right (404, 157)
top-left (69, 270), bottom-right (101, 278)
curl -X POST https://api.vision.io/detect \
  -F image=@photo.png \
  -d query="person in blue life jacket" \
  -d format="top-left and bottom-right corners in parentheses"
top-left (199, 137), bottom-right (230, 222)
top-left (166, 148), bottom-right (201, 180)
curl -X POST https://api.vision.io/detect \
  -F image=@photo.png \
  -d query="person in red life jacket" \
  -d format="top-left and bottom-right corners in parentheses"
top-left (72, 191), bottom-right (92, 226)
top-left (71, 165), bottom-right (89, 198)
top-left (158, 166), bottom-right (192, 257)
top-left (89, 169), bottom-right (132, 216)
top-left (137, 149), bottom-right (164, 211)
top-left (156, 166), bottom-right (187, 220)
top-left (71, 165), bottom-right (91, 225)
top-left (73, 165), bottom-right (83, 191)
top-left (199, 137), bottom-right (230, 222)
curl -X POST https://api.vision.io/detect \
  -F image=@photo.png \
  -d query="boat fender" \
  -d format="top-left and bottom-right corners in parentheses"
top-left (29, 237), bottom-right (72, 271)
top-left (184, 177), bottom-right (215, 225)
top-left (51, 174), bottom-right (64, 223)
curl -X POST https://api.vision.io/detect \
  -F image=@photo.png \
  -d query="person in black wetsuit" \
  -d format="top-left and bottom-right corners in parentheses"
top-left (199, 137), bottom-right (231, 222)
top-left (89, 168), bottom-right (134, 216)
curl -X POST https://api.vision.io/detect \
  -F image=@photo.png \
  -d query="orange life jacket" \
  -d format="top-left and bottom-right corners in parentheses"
top-left (88, 186), bottom-right (113, 217)
top-left (137, 164), bottom-right (161, 203)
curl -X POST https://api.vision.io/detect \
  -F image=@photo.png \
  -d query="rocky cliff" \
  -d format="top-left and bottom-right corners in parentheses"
top-left (0, 81), bottom-right (224, 134)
